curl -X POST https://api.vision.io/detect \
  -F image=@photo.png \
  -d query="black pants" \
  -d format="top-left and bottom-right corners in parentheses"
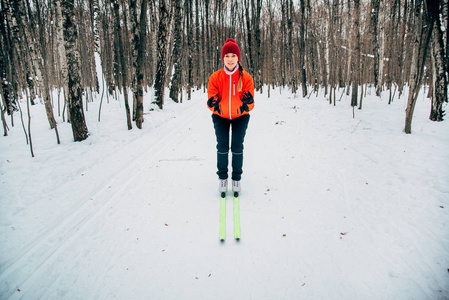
top-left (212, 114), bottom-right (250, 181)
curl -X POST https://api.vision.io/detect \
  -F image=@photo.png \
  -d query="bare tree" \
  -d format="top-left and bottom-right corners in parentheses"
top-left (169, 0), bottom-right (182, 103)
top-left (30, 0), bottom-right (60, 144)
top-left (0, 73), bottom-right (9, 136)
top-left (113, 0), bottom-right (132, 129)
top-left (428, 1), bottom-right (447, 121)
top-left (185, 0), bottom-right (194, 100)
top-left (130, 0), bottom-right (148, 128)
top-left (445, 0), bottom-right (449, 75)
top-left (154, 0), bottom-right (171, 109)
top-left (62, 0), bottom-right (89, 141)
top-left (0, 0), bottom-right (13, 136)
top-left (404, 0), bottom-right (433, 133)
top-left (351, 0), bottom-right (361, 112)
top-left (298, 0), bottom-right (308, 97)
top-left (370, 0), bottom-right (381, 96)
top-left (55, 0), bottom-right (70, 122)
top-left (243, 0), bottom-right (262, 91)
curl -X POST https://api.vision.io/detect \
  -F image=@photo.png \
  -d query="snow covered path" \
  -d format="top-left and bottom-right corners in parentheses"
top-left (1, 89), bottom-right (449, 299)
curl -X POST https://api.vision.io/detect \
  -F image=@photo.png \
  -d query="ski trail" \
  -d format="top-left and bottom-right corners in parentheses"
top-left (2, 90), bottom-right (448, 299)
top-left (0, 99), bottom-right (205, 299)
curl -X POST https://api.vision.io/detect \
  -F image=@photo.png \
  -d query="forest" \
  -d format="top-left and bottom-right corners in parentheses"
top-left (0, 0), bottom-right (447, 145)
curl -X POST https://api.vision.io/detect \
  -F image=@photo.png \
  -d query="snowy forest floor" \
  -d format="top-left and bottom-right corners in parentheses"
top-left (1, 87), bottom-right (449, 300)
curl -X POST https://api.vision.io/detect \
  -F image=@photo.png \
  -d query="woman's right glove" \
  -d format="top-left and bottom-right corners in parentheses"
top-left (207, 95), bottom-right (221, 114)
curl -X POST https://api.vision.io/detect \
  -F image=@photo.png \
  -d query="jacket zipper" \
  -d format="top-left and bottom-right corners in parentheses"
top-left (229, 74), bottom-right (232, 119)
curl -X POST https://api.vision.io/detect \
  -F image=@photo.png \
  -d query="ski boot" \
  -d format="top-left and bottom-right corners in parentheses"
top-left (219, 179), bottom-right (227, 198)
top-left (232, 180), bottom-right (241, 197)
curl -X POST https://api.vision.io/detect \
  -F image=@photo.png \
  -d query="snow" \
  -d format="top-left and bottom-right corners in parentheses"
top-left (1, 86), bottom-right (449, 300)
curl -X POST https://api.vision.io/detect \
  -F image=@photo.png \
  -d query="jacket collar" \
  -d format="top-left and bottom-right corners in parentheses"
top-left (224, 62), bottom-right (239, 75)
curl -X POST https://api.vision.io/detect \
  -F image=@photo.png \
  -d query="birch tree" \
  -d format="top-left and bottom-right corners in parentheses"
top-left (113, 0), bottom-right (132, 129)
top-left (0, 0), bottom-right (15, 135)
top-left (298, 0), bottom-right (307, 97)
top-left (55, 0), bottom-right (70, 122)
top-left (243, 0), bottom-right (262, 91)
top-left (30, 0), bottom-right (60, 143)
top-left (370, 0), bottom-right (381, 96)
top-left (404, 0), bottom-right (433, 133)
top-left (62, 0), bottom-right (89, 141)
top-left (351, 0), bottom-right (361, 110)
top-left (154, 0), bottom-right (171, 109)
top-left (428, 0), bottom-right (447, 121)
top-left (185, 0), bottom-right (194, 100)
top-left (130, 0), bottom-right (148, 128)
top-left (169, 0), bottom-right (182, 103)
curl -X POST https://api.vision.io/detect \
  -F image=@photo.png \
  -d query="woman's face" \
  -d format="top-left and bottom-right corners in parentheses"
top-left (223, 53), bottom-right (238, 71)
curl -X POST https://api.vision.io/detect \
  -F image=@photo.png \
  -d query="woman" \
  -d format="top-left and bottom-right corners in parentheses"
top-left (207, 38), bottom-right (255, 195)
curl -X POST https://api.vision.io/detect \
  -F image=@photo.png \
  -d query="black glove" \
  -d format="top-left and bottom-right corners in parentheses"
top-left (242, 91), bottom-right (254, 104)
top-left (240, 91), bottom-right (253, 113)
top-left (207, 96), bottom-right (221, 114)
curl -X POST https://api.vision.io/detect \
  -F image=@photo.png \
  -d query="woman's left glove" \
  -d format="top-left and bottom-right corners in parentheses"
top-left (242, 92), bottom-right (254, 104)
top-left (240, 91), bottom-right (253, 113)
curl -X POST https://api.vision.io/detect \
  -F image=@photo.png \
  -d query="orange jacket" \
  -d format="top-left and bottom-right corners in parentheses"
top-left (207, 67), bottom-right (255, 120)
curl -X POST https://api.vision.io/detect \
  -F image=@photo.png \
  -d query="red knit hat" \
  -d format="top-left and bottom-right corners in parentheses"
top-left (221, 38), bottom-right (241, 61)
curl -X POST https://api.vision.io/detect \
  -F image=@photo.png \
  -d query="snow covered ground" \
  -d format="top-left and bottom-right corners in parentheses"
top-left (1, 86), bottom-right (448, 300)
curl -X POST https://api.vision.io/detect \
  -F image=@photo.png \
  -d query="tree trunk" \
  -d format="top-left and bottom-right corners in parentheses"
top-left (137, 0), bottom-right (148, 128)
top-left (299, 0), bottom-right (308, 97)
top-left (31, 0), bottom-right (60, 143)
top-left (10, 0), bottom-right (35, 110)
top-left (25, 86), bottom-right (34, 157)
top-left (113, 0), bottom-right (132, 129)
top-left (371, 0), bottom-right (381, 96)
top-left (243, 0), bottom-right (262, 91)
top-left (0, 2), bottom-right (13, 135)
top-left (20, 0), bottom-right (43, 107)
top-left (442, 0), bottom-right (449, 76)
top-left (55, 0), bottom-right (70, 122)
top-left (0, 80), bottom-right (8, 136)
top-left (62, 0), bottom-right (89, 141)
top-left (254, 0), bottom-right (262, 91)
top-left (404, 0), bottom-right (433, 133)
top-left (351, 0), bottom-right (360, 107)
top-left (323, 0), bottom-right (330, 96)
top-left (378, 6), bottom-right (386, 97)
top-left (169, 0), bottom-right (182, 103)
top-left (429, 4), bottom-right (447, 121)
top-left (131, 0), bottom-right (148, 129)
top-left (130, 0), bottom-right (138, 121)
top-left (345, 0), bottom-right (352, 96)
top-left (194, 0), bottom-right (200, 89)
top-left (24, 0), bottom-right (51, 128)
top-left (154, 0), bottom-right (171, 109)
top-left (329, 0), bottom-right (341, 104)
top-left (186, 0), bottom-right (194, 100)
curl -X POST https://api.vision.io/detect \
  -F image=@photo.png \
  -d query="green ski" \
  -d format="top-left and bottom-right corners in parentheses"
top-left (219, 192), bottom-right (226, 241)
top-left (234, 192), bottom-right (241, 240)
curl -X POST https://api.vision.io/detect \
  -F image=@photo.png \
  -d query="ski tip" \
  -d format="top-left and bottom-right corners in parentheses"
top-left (235, 237), bottom-right (240, 241)
top-left (220, 237), bottom-right (225, 242)
top-left (221, 192), bottom-right (226, 198)
top-left (234, 192), bottom-right (239, 197)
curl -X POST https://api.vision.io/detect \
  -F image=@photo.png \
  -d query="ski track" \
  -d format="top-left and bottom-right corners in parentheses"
top-left (0, 99), bottom-right (205, 299)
